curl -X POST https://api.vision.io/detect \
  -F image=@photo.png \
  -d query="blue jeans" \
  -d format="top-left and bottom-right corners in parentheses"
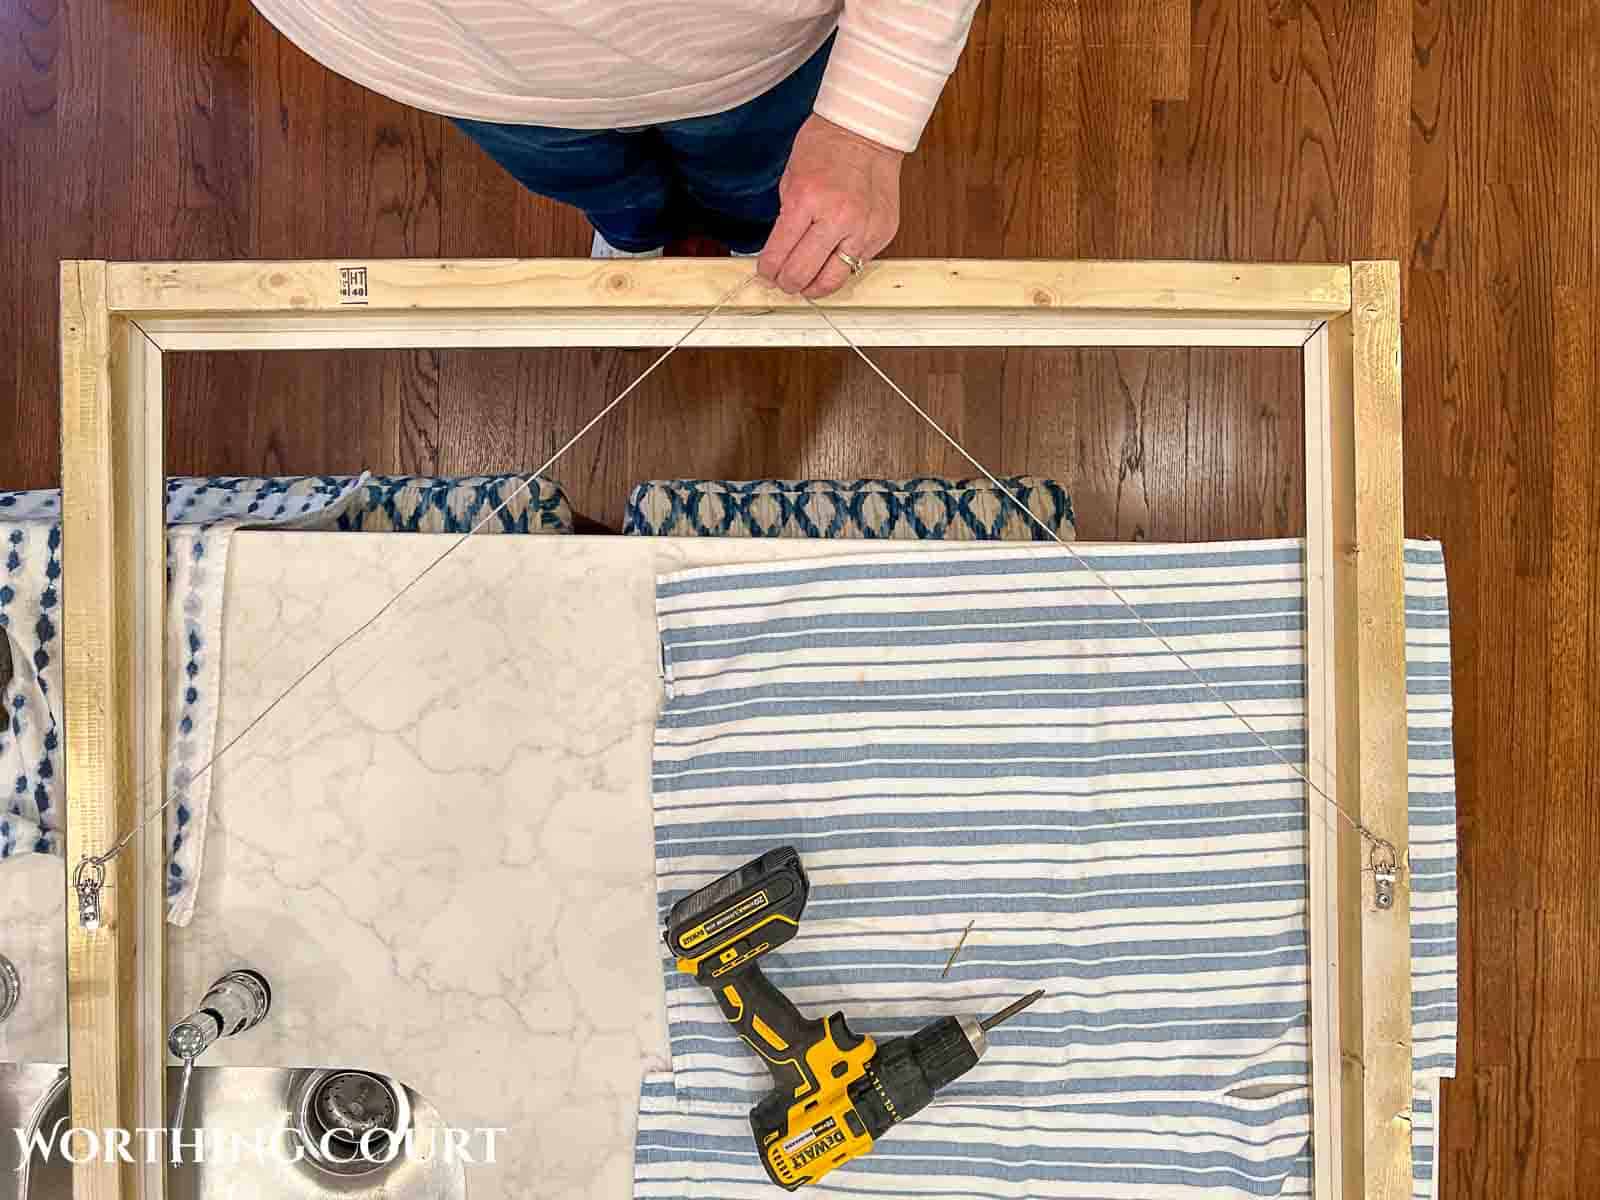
top-left (454, 36), bottom-right (833, 254)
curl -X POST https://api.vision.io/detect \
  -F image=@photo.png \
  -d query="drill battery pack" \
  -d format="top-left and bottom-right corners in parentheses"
top-left (665, 845), bottom-right (809, 982)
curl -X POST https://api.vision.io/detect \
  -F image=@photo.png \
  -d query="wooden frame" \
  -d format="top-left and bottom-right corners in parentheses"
top-left (59, 258), bottom-right (1409, 1199)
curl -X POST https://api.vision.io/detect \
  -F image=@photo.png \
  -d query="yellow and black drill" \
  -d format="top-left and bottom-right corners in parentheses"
top-left (664, 845), bottom-right (1043, 1190)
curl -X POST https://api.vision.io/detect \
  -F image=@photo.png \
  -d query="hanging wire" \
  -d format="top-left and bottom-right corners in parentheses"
top-left (74, 272), bottom-right (761, 901)
top-left (799, 296), bottom-right (1399, 878)
top-left (74, 266), bottom-right (1396, 923)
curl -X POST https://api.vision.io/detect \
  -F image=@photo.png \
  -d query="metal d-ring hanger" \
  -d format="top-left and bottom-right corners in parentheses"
top-left (72, 266), bottom-right (1397, 928)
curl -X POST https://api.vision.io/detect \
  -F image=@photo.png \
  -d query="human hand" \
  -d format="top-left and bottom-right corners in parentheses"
top-left (759, 114), bottom-right (903, 298)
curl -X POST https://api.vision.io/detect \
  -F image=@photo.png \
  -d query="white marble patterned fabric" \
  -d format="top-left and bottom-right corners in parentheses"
top-left (635, 539), bottom-right (1457, 1198)
top-left (0, 476), bottom-right (364, 923)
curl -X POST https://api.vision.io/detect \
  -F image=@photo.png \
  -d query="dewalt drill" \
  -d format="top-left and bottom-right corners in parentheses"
top-left (664, 845), bottom-right (1042, 1190)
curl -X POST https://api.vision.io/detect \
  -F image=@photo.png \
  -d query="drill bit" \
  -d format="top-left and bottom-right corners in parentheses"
top-left (941, 919), bottom-right (976, 977)
top-left (980, 988), bottom-right (1045, 1032)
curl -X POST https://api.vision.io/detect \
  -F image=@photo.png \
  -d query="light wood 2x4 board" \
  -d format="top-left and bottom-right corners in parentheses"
top-left (58, 257), bottom-right (1410, 1200)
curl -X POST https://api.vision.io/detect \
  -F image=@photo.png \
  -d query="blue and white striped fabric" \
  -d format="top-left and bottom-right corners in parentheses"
top-left (1411, 1079), bottom-right (1439, 1200)
top-left (1405, 542), bottom-right (1456, 1200)
top-left (635, 539), bottom-right (1457, 1199)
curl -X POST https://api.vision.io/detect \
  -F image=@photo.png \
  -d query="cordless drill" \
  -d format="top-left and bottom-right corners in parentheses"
top-left (664, 845), bottom-right (1042, 1190)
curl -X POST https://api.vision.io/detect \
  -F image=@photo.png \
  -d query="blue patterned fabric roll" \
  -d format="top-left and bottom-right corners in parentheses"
top-left (623, 476), bottom-right (1074, 541)
top-left (336, 474), bottom-right (573, 534)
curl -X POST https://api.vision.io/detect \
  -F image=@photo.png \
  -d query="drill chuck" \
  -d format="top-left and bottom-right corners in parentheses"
top-left (849, 1014), bottom-right (988, 1139)
top-left (923, 1015), bottom-right (989, 1090)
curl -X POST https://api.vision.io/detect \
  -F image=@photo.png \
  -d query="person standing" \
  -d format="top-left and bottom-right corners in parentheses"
top-left (248, 1), bottom-right (981, 297)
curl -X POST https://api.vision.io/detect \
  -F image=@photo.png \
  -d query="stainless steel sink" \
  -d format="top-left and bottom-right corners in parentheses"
top-left (4, 1064), bottom-right (466, 1198)
top-left (1, 1063), bottom-right (68, 1184)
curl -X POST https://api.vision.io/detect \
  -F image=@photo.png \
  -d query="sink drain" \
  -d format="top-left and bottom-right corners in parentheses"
top-left (293, 1069), bottom-right (411, 1177)
top-left (0, 953), bottom-right (19, 1024)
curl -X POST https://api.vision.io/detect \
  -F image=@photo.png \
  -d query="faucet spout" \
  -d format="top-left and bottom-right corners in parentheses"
top-left (168, 968), bottom-right (273, 1061)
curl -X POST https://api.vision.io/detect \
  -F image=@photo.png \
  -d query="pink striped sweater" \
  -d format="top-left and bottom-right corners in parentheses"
top-left (249, 1), bottom-right (981, 152)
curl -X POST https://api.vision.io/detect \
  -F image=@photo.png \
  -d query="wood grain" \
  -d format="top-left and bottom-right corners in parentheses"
top-left (1579, 1060), bottom-right (1600, 1200)
top-left (1302, 321), bottom-right (1344, 1200)
top-left (105, 258), bottom-right (1354, 316)
top-left (1346, 258), bottom-right (1412, 1200)
top-left (4, 3), bottom-right (1599, 1195)
top-left (59, 262), bottom-right (150, 1200)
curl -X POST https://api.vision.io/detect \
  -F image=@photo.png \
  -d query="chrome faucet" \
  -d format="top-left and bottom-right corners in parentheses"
top-left (167, 969), bottom-right (273, 1139)
top-left (168, 968), bottom-right (273, 1061)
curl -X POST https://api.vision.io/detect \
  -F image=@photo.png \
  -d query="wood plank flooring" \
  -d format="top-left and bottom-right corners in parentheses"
top-left (3, 3), bottom-right (1597, 1193)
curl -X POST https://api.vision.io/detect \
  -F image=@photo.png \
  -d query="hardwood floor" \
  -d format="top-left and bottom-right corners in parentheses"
top-left (3, 2), bottom-right (1598, 1194)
